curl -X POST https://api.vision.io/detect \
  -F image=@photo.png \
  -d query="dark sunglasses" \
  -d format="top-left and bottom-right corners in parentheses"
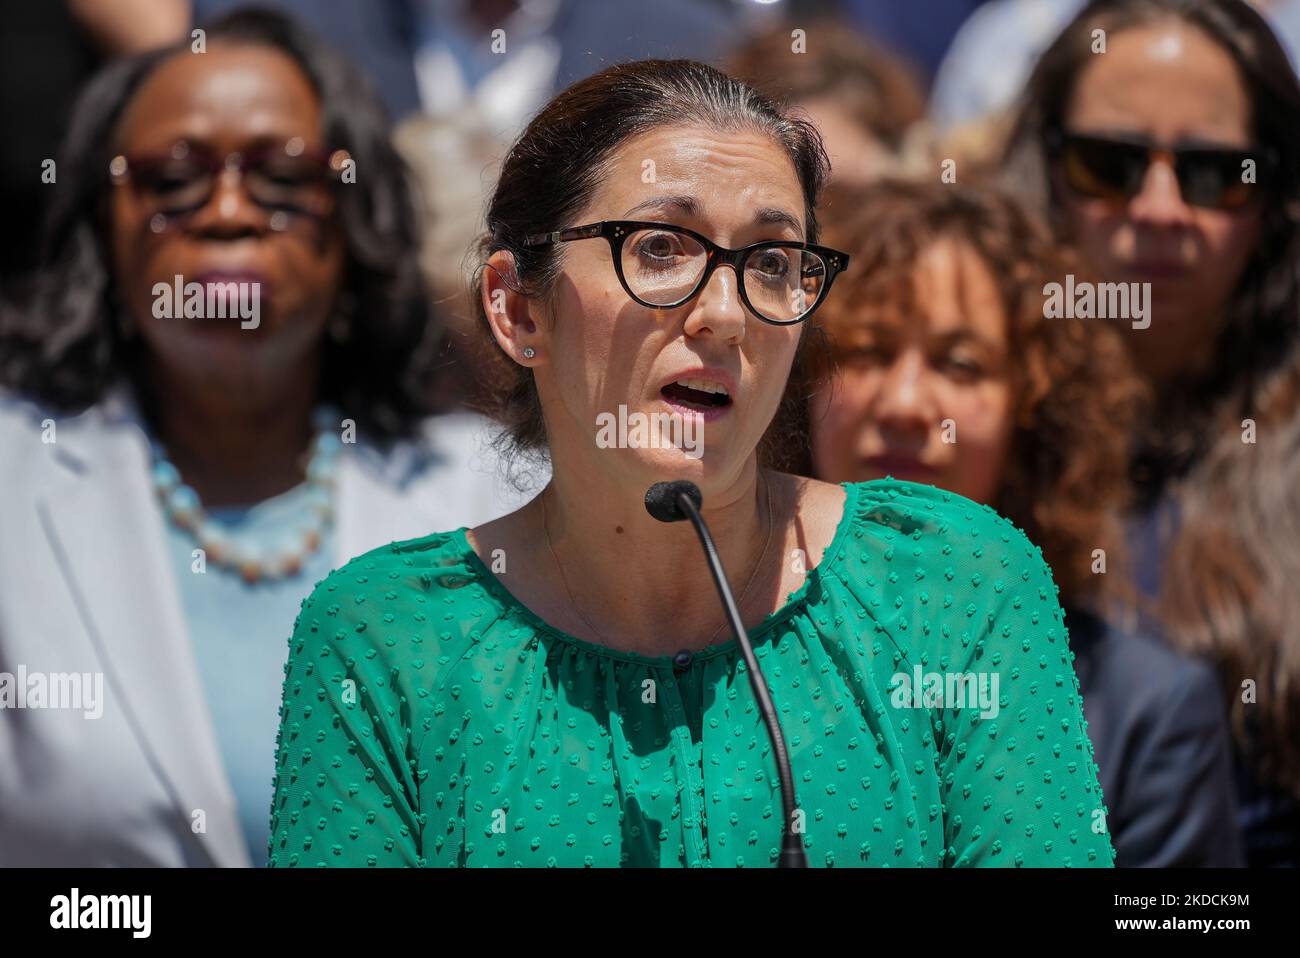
top-left (523, 220), bottom-right (850, 326)
top-left (109, 139), bottom-right (352, 229)
top-left (1046, 128), bottom-right (1277, 210)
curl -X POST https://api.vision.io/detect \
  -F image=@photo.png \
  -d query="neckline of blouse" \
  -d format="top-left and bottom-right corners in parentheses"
top-left (452, 480), bottom-right (859, 669)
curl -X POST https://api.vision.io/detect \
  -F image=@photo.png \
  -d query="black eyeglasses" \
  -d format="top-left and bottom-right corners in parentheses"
top-left (523, 220), bottom-right (850, 326)
top-left (109, 139), bottom-right (353, 232)
top-left (1046, 128), bottom-right (1277, 210)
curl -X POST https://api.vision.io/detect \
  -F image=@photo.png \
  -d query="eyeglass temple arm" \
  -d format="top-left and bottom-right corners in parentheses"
top-left (523, 223), bottom-right (605, 247)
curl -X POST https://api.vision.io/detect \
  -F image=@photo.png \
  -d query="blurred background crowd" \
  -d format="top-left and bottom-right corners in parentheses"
top-left (0, 0), bottom-right (1297, 868)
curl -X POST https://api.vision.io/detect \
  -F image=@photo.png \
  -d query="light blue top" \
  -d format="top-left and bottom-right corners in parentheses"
top-left (162, 481), bottom-right (336, 867)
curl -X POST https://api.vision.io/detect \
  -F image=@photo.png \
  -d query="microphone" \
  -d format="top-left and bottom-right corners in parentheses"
top-left (644, 479), bottom-right (807, 868)
top-left (643, 479), bottom-right (700, 521)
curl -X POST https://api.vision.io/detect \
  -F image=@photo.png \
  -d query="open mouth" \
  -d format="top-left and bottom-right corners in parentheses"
top-left (660, 378), bottom-right (732, 412)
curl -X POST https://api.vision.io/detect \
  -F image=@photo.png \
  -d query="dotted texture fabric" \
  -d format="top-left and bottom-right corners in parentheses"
top-left (268, 479), bottom-right (1116, 867)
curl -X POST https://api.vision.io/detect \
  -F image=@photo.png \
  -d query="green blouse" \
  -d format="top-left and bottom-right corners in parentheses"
top-left (268, 479), bottom-right (1115, 867)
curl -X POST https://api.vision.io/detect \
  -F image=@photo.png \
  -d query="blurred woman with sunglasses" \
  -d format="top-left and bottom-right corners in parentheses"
top-left (807, 180), bottom-right (1243, 866)
top-left (1005, 0), bottom-right (1300, 865)
top-left (0, 9), bottom-right (528, 867)
top-left (267, 59), bottom-right (1115, 868)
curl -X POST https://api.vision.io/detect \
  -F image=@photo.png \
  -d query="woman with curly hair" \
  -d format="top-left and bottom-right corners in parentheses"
top-left (0, 9), bottom-right (528, 867)
top-left (1003, 0), bottom-right (1300, 866)
top-left (806, 180), bottom-right (1243, 866)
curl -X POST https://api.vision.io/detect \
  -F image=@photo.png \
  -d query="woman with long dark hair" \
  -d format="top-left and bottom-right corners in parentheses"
top-left (268, 58), bottom-right (1115, 868)
top-left (0, 9), bottom-right (527, 867)
top-left (1004, 0), bottom-right (1300, 865)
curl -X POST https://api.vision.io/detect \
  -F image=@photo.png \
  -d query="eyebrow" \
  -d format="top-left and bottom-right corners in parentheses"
top-left (1072, 126), bottom-right (1250, 152)
top-left (123, 131), bottom-right (321, 154)
top-left (851, 319), bottom-right (1004, 352)
top-left (932, 327), bottom-right (1006, 355)
top-left (622, 194), bottom-right (805, 238)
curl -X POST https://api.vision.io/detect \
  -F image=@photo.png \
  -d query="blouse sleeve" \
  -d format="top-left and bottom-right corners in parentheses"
top-left (929, 503), bottom-right (1115, 867)
top-left (267, 559), bottom-right (424, 867)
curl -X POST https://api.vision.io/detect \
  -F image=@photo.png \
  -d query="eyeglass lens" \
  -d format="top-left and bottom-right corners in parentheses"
top-left (620, 227), bottom-right (827, 323)
top-left (1063, 135), bottom-right (1254, 209)
top-left (128, 143), bottom-right (339, 218)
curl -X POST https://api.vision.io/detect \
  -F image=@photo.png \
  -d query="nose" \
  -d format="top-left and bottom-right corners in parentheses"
top-left (1128, 155), bottom-right (1195, 228)
top-left (682, 260), bottom-right (747, 343)
top-left (873, 349), bottom-right (938, 441)
top-left (189, 165), bottom-right (265, 238)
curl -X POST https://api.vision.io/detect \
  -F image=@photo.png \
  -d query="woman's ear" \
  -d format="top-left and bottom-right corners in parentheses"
top-left (481, 249), bottom-right (543, 367)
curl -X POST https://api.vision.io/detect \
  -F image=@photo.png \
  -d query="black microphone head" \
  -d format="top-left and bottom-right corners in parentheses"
top-left (644, 480), bottom-right (702, 522)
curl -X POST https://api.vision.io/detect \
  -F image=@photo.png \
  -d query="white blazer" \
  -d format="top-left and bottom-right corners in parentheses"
top-left (0, 385), bottom-right (544, 866)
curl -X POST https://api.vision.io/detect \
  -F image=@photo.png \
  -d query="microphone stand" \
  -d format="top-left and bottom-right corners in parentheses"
top-left (649, 481), bottom-right (807, 868)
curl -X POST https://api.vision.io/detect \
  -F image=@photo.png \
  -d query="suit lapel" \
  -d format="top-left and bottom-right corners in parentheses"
top-left (36, 392), bottom-right (251, 867)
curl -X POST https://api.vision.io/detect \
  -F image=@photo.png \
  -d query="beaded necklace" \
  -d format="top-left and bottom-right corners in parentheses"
top-left (149, 405), bottom-right (340, 584)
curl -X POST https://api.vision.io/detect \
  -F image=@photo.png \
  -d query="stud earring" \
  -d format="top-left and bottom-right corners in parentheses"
top-left (522, 347), bottom-right (535, 359)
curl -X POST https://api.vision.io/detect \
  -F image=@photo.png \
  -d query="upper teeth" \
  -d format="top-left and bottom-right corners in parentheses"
top-left (674, 378), bottom-right (729, 396)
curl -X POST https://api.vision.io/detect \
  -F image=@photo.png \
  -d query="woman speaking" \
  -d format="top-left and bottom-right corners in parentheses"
top-left (269, 59), bottom-right (1115, 868)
